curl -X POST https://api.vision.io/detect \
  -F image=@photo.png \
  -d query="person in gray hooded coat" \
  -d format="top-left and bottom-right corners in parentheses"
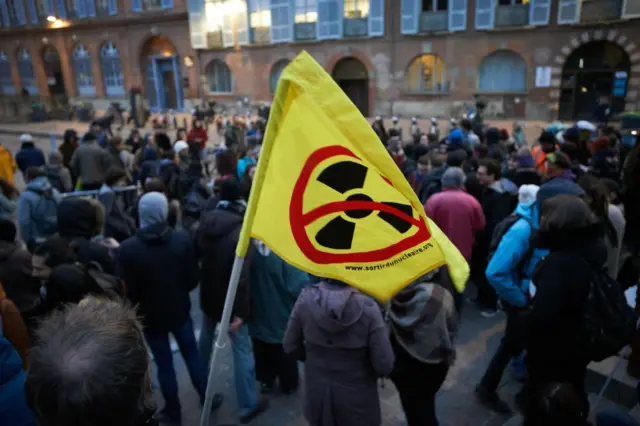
top-left (283, 280), bottom-right (394, 426)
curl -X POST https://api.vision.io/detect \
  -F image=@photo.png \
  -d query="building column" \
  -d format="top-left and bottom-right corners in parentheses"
top-left (9, 52), bottom-right (22, 95)
top-left (89, 42), bottom-right (106, 97)
top-left (55, 37), bottom-right (77, 98)
top-left (117, 34), bottom-right (136, 96)
top-left (29, 44), bottom-right (51, 97)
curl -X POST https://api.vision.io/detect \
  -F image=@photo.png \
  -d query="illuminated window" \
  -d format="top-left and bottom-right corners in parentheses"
top-left (17, 48), bottom-right (38, 95)
top-left (205, 0), bottom-right (224, 31)
top-left (207, 60), bottom-right (232, 93)
top-left (295, 0), bottom-right (316, 22)
top-left (101, 42), bottom-right (124, 97)
top-left (344, 0), bottom-right (368, 18)
top-left (72, 44), bottom-right (95, 97)
top-left (406, 54), bottom-right (449, 92)
top-left (249, 0), bottom-right (270, 28)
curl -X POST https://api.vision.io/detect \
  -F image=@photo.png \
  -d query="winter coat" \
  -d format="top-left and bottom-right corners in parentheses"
top-left (248, 241), bottom-right (310, 344)
top-left (505, 167), bottom-right (542, 188)
top-left (70, 141), bottom-right (112, 186)
top-left (187, 127), bottom-right (208, 150)
top-left (44, 164), bottom-right (73, 193)
top-left (526, 223), bottom-right (607, 367)
top-left (477, 180), bottom-right (518, 257)
top-left (537, 171), bottom-right (585, 211)
top-left (418, 166), bottom-right (447, 203)
top-left (15, 142), bottom-right (45, 175)
top-left (0, 288), bottom-right (30, 370)
top-left (58, 141), bottom-right (78, 169)
top-left (139, 147), bottom-right (160, 185)
top-left (0, 145), bottom-right (17, 186)
top-left (98, 185), bottom-right (136, 243)
top-left (591, 148), bottom-right (620, 182)
top-left (606, 204), bottom-right (625, 279)
top-left (283, 282), bottom-right (394, 426)
top-left (425, 188), bottom-right (486, 261)
top-left (17, 177), bottom-right (60, 245)
top-left (196, 203), bottom-right (252, 322)
top-left (116, 223), bottom-right (198, 333)
top-left (0, 242), bottom-right (39, 315)
top-left (0, 193), bottom-right (17, 221)
top-left (485, 201), bottom-right (547, 308)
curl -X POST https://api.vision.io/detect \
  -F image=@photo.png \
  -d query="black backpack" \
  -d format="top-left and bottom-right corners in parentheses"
top-left (581, 260), bottom-right (637, 362)
top-left (487, 213), bottom-right (535, 272)
top-left (45, 166), bottom-right (64, 193)
top-left (77, 261), bottom-right (126, 300)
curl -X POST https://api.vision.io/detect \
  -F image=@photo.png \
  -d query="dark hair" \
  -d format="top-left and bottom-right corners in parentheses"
top-left (418, 154), bottom-right (430, 166)
top-left (144, 178), bottom-right (166, 195)
top-left (82, 132), bottom-right (97, 143)
top-left (429, 152), bottom-right (445, 169)
top-left (560, 142), bottom-right (578, 161)
top-left (63, 129), bottom-right (77, 144)
top-left (446, 149), bottom-right (467, 167)
top-left (578, 174), bottom-right (618, 246)
top-left (26, 297), bottom-right (153, 426)
top-left (0, 177), bottom-right (18, 198)
top-left (104, 167), bottom-right (127, 187)
top-left (474, 144), bottom-right (489, 158)
top-left (601, 178), bottom-right (620, 200)
top-left (33, 237), bottom-right (77, 268)
top-left (26, 166), bottom-right (44, 181)
top-left (523, 383), bottom-right (587, 426)
top-left (460, 119), bottom-right (472, 131)
top-left (109, 136), bottom-right (124, 148)
top-left (540, 195), bottom-right (597, 233)
top-left (0, 218), bottom-right (16, 242)
top-left (480, 158), bottom-right (502, 180)
top-left (216, 151), bottom-right (236, 177)
top-left (154, 132), bottom-right (172, 151)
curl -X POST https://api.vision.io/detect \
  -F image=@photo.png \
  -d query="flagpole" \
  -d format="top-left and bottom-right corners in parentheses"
top-left (199, 255), bottom-right (245, 426)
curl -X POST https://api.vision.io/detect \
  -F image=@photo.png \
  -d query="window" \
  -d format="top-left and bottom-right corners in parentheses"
top-left (478, 50), bottom-right (527, 92)
top-left (72, 44), bottom-right (95, 96)
top-left (270, 59), bottom-right (289, 92)
top-left (249, 0), bottom-right (270, 28)
top-left (498, 0), bottom-right (524, 5)
top-left (344, 0), bottom-right (368, 17)
top-left (0, 51), bottom-right (15, 95)
top-left (207, 60), bottom-right (232, 93)
top-left (295, 0), bottom-right (317, 22)
top-left (101, 42), bottom-right (124, 97)
top-left (2, 0), bottom-right (27, 25)
top-left (17, 48), bottom-right (37, 95)
top-left (406, 54), bottom-right (449, 92)
top-left (205, 0), bottom-right (224, 30)
top-left (422, 0), bottom-right (448, 12)
top-left (67, 0), bottom-right (96, 17)
top-left (96, 0), bottom-right (116, 14)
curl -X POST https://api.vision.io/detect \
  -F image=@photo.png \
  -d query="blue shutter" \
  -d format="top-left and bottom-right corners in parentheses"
top-left (475, 0), bottom-right (494, 29)
top-left (28, 0), bottom-right (37, 23)
top-left (270, 0), bottom-right (293, 43)
top-left (449, 0), bottom-right (467, 31)
top-left (317, 0), bottom-right (342, 40)
top-left (55, 0), bottom-right (67, 18)
top-left (0, 0), bottom-right (10, 26)
top-left (44, 0), bottom-right (54, 15)
top-left (108, 0), bottom-right (117, 14)
top-left (77, 0), bottom-right (87, 17)
top-left (530, 0), bottom-right (550, 25)
top-left (400, 0), bottom-right (418, 34)
top-left (15, 0), bottom-right (27, 24)
top-left (86, 0), bottom-right (96, 16)
top-left (131, 0), bottom-right (142, 12)
top-left (188, 0), bottom-right (206, 48)
top-left (161, 0), bottom-right (173, 9)
top-left (171, 55), bottom-right (183, 111)
top-left (368, 0), bottom-right (384, 36)
top-left (557, 0), bottom-right (578, 23)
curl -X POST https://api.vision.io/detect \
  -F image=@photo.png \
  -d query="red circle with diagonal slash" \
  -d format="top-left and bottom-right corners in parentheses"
top-left (289, 145), bottom-right (431, 265)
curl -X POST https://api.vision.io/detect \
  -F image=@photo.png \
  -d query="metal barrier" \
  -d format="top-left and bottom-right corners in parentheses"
top-left (61, 185), bottom-right (140, 214)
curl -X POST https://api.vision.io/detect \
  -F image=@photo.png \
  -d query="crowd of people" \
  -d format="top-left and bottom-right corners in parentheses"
top-left (0, 108), bottom-right (639, 426)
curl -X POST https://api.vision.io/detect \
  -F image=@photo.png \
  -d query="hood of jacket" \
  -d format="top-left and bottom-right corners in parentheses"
top-left (198, 207), bottom-right (243, 241)
top-left (308, 281), bottom-right (365, 334)
top-left (0, 241), bottom-right (19, 262)
top-left (514, 201), bottom-right (540, 229)
top-left (26, 176), bottom-right (52, 193)
top-left (57, 198), bottom-right (99, 239)
top-left (136, 222), bottom-right (170, 245)
top-left (538, 222), bottom-right (607, 266)
top-left (19, 141), bottom-right (35, 150)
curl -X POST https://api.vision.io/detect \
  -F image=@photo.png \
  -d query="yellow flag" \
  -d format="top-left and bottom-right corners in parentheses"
top-left (237, 51), bottom-right (468, 303)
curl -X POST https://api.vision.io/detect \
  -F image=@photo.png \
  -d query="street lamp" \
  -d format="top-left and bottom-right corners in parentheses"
top-left (46, 15), bottom-right (57, 22)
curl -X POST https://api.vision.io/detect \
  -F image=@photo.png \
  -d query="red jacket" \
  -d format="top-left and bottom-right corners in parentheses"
top-left (187, 127), bottom-right (208, 150)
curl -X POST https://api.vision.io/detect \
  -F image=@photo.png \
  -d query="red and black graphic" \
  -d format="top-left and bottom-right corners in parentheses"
top-left (290, 145), bottom-right (431, 265)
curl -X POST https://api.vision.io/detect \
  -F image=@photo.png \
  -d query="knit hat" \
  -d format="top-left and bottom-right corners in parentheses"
top-left (518, 185), bottom-right (540, 206)
top-left (563, 126), bottom-right (580, 143)
top-left (448, 129), bottom-right (464, 145)
top-left (20, 134), bottom-right (33, 143)
top-left (173, 140), bottom-right (189, 153)
top-left (138, 192), bottom-right (169, 229)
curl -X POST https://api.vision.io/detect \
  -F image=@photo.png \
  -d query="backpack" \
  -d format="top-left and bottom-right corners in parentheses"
top-left (44, 166), bottom-right (64, 193)
top-left (157, 160), bottom-right (181, 200)
top-left (27, 189), bottom-right (59, 237)
top-left (487, 214), bottom-right (535, 275)
top-left (77, 261), bottom-right (126, 300)
top-left (581, 260), bottom-right (638, 362)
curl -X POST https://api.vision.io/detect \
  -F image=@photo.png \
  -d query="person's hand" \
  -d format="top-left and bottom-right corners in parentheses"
top-left (230, 316), bottom-right (243, 332)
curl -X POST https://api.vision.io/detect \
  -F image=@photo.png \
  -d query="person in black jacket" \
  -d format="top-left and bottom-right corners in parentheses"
top-left (196, 179), bottom-right (268, 423)
top-left (115, 192), bottom-right (221, 424)
top-left (521, 194), bottom-right (605, 416)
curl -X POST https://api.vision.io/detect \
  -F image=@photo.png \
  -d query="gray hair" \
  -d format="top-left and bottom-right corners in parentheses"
top-left (441, 167), bottom-right (467, 189)
top-left (26, 297), bottom-right (154, 426)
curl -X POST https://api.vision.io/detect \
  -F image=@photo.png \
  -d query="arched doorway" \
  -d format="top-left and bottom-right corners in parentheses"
top-left (559, 41), bottom-right (631, 120)
top-left (42, 46), bottom-right (66, 96)
top-left (140, 36), bottom-right (183, 111)
top-left (332, 58), bottom-right (369, 117)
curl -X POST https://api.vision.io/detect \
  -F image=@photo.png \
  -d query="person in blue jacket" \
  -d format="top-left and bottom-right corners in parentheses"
top-left (15, 134), bottom-right (45, 177)
top-left (248, 239), bottom-right (310, 394)
top-left (476, 184), bottom-right (547, 414)
top-left (17, 167), bottom-right (61, 250)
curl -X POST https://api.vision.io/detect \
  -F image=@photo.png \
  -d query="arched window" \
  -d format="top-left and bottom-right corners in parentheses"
top-left (101, 42), bottom-right (124, 97)
top-left (270, 59), bottom-right (289, 93)
top-left (17, 48), bottom-right (37, 95)
top-left (0, 51), bottom-right (15, 95)
top-left (207, 60), bottom-right (232, 93)
top-left (406, 54), bottom-right (448, 93)
top-left (72, 44), bottom-right (95, 97)
top-left (478, 50), bottom-right (527, 92)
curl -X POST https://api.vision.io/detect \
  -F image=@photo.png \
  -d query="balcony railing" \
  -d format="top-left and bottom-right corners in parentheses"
top-left (580, 0), bottom-right (622, 23)
top-left (343, 17), bottom-right (367, 37)
top-left (294, 22), bottom-right (316, 40)
top-left (419, 11), bottom-right (448, 32)
top-left (250, 27), bottom-right (271, 44)
top-left (495, 4), bottom-right (530, 27)
top-left (207, 30), bottom-right (223, 48)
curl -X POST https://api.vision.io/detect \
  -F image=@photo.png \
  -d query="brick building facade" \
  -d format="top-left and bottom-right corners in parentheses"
top-left (0, 0), bottom-right (639, 120)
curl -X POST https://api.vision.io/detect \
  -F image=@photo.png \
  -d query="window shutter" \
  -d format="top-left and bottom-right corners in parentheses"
top-left (449, 0), bottom-right (467, 31)
top-left (28, 0), bottom-right (38, 23)
top-left (400, 0), bottom-right (418, 34)
top-left (76, 0), bottom-right (87, 16)
top-left (623, 0), bottom-right (640, 18)
top-left (0, 1), bottom-right (10, 26)
top-left (108, 0), bottom-right (117, 14)
top-left (222, 11), bottom-right (234, 47)
top-left (530, 0), bottom-right (550, 25)
top-left (86, 0), bottom-right (96, 16)
top-left (317, 0), bottom-right (342, 40)
top-left (161, 0), bottom-right (173, 9)
top-left (475, 0), bottom-right (494, 29)
top-left (131, 0), bottom-right (142, 12)
top-left (270, 0), bottom-right (293, 43)
top-left (557, 0), bottom-right (578, 24)
top-left (368, 0), bottom-right (384, 36)
top-left (44, 0), bottom-right (54, 15)
top-left (188, 0), bottom-right (206, 48)
top-left (55, 0), bottom-right (67, 18)
top-left (236, 5), bottom-right (250, 45)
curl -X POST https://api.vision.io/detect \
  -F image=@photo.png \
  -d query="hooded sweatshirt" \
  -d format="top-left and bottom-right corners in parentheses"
top-left (17, 177), bottom-right (60, 244)
top-left (15, 142), bottom-right (45, 175)
top-left (70, 139), bottom-right (112, 186)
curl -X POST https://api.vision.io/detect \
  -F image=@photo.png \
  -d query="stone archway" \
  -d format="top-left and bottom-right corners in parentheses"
top-left (548, 30), bottom-right (640, 118)
top-left (327, 50), bottom-right (375, 117)
top-left (331, 57), bottom-right (370, 117)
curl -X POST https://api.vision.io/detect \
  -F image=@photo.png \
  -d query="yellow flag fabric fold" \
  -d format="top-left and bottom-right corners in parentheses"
top-left (237, 51), bottom-right (469, 303)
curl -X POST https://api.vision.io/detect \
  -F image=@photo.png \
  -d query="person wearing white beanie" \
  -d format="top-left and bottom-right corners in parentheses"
top-left (476, 183), bottom-right (545, 413)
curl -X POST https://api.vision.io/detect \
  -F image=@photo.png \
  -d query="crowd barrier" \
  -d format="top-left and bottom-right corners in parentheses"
top-left (61, 185), bottom-right (139, 213)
